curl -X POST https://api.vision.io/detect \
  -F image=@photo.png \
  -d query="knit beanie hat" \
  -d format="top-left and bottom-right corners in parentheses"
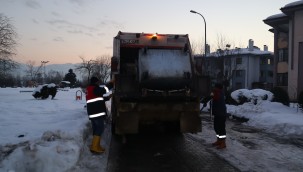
top-left (90, 77), bottom-right (99, 84)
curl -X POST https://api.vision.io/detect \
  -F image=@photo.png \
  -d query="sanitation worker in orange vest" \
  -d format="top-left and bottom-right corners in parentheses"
top-left (86, 76), bottom-right (114, 154)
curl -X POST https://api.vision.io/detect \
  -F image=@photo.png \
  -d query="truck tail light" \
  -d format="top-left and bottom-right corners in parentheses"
top-left (152, 33), bottom-right (157, 40)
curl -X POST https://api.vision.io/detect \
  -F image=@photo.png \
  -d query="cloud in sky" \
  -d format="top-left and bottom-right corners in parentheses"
top-left (25, 0), bottom-right (40, 9)
top-left (69, 0), bottom-right (90, 6)
top-left (47, 19), bottom-right (100, 37)
top-left (51, 11), bottom-right (60, 17)
top-left (97, 19), bottom-right (125, 30)
top-left (32, 19), bottom-right (39, 24)
top-left (53, 37), bottom-right (64, 42)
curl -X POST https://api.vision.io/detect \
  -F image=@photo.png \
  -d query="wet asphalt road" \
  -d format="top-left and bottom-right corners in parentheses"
top-left (107, 130), bottom-right (239, 172)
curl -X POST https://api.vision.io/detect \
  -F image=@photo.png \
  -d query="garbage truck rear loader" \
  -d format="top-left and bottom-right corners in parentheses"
top-left (111, 31), bottom-right (208, 134)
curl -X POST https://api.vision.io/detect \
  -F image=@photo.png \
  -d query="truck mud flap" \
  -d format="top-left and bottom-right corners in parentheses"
top-left (180, 112), bottom-right (202, 133)
top-left (116, 112), bottom-right (139, 134)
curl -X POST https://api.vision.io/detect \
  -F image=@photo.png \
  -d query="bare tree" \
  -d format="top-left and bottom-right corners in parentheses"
top-left (202, 33), bottom-right (243, 91)
top-left (214, 33), bottom-right (233, 53)
top-left (0, 14), bottom-right (18, 86)
top-left (0, 51), bottom-right (18, 75)
top-left (0, 50), bottom-right (19, 86)
top-left (190, 39), bottom-right (203, 55)
top-left (0, 14), bottom-right (17, 56)
top-left (75, 56), bottom-right (96, 85)
top-left (24, 60), bottom-right (43, 82)
top-left (47, 70), bottom-right (63, 84)
top-left (92, 55), bottom-right (111, 83)
top-left (222, 47), bottom-right (242, 91)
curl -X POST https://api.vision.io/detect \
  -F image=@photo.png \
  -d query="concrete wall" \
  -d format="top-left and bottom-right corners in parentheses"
top-left (244, 55), bottom-right (259, 89)
top-left (288, 10), bottom-right (303, 100)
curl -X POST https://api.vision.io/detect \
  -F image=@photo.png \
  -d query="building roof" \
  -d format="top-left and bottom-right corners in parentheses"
top-left (264, 13), bottom-right (287, 20)
top-left (264, 0), bottom-right (303, 24)
top-left (195, 47), bottom-right (273, 58)
top-left (283, 0), bottom-right (303, 9)
top-left (264, 0), bottom-right (303, 32)
top-left (263, 13), bottom-right (289, 28)
top-left (281, 0), bottom-right (303, 15)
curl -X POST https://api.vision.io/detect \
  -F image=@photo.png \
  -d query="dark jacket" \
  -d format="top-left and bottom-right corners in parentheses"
top-left (211, 88), bottom-right (226, 116)
top-left (202, 87), bottom-right (226, 116)
top-left (86, 82), bottom-right (113, 119)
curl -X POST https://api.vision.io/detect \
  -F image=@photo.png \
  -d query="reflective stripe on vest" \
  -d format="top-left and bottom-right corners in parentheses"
top-left (100, 85), bottom-right (109, 93)
top-left (89, 112), bottom-right (106, 118)
top-left (86, 97), bottom-right (104, 103)
top-left (218, 135), bottom-right (226, 139)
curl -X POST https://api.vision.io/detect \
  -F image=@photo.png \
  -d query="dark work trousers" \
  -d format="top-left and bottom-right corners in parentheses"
top-left (91, 117), bottom-right (105, 136)
top-left (213, 115), bottom-right (226, 138)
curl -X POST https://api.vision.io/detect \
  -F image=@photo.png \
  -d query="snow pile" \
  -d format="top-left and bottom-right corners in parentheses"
top-left (228, 89), bottom-right (303, 137)
top-left (231, 88), bottom-right (273, 104)
top-left (0, 88), bottom-right (89, 172)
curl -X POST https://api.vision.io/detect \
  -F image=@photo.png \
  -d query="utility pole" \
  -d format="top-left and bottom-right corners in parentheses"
top-left (41, 61), bottom-right (49, 84)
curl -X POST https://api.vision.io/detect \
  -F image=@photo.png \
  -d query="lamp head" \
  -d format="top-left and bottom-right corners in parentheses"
top-left (190, 10), bottom-right (197, 14)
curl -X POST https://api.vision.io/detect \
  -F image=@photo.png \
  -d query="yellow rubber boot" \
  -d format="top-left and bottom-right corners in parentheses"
top-left (90, 135), bottom-right (105, 154)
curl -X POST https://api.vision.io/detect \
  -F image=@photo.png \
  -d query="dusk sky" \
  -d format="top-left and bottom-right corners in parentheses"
top-left (0, 0), bottom-right (295, 64)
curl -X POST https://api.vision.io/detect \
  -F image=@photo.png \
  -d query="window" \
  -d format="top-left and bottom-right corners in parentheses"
top-left (235, 82), bottom-right (242, 89)
top-left (267, 58), bottom-right (272, 65)
top-left (260, 57), bottom-right (272, 65)
top-left (225, 58), bottom-right (231, 66)
top-left (268, 71), bottom-right (273, 77)
top-left (225, 70), bottom-right (228, 77)
top-left (260, 58), bottom-right (267, 65)
top-left (235, 70), bottom-right (243, 77)
top-left (277, 73), bottom-right (288, 86)
top-left (260, 71), bottom-right (265, 77)
top-left (236, 58), bottom-right (242, 64)
top-left (278, 49), bottom-right (288, 62)
top-left (206, 60), bottom-right (209, 66)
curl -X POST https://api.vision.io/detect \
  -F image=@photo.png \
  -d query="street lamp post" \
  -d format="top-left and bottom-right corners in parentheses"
top-left (190, 10), bottom-right (207, 57)
top-left (41, 61), bottom-right (49, 84)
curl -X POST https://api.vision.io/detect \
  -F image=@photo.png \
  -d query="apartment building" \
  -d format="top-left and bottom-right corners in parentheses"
top-left (196, 39), bottom-right (273, 91)
top-left (263, 0), bottom-right (303, 101)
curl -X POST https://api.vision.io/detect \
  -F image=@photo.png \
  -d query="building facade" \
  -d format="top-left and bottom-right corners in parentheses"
top-left (196, 39), bottom-right (274, 91)
top-left (264, 1), bottom-right (303, 101)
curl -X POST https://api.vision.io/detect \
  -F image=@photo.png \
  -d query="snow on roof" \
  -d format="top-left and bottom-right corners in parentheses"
top-left (205, 47), bottom-right (273, 58)
top-left (264, 13), bottom-right (287, 20)
top-left (264, 1), bottom-right (303, 22)
top-left (284, 0), bottom-right (303, 8)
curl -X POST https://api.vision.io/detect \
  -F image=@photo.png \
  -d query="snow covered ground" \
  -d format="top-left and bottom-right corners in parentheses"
top-left (0, 87), bottom-right (109, 172)
top-left (0, 88), bottom-right (303, 171)
top-left (196, 104), bottom-right (303, 172)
